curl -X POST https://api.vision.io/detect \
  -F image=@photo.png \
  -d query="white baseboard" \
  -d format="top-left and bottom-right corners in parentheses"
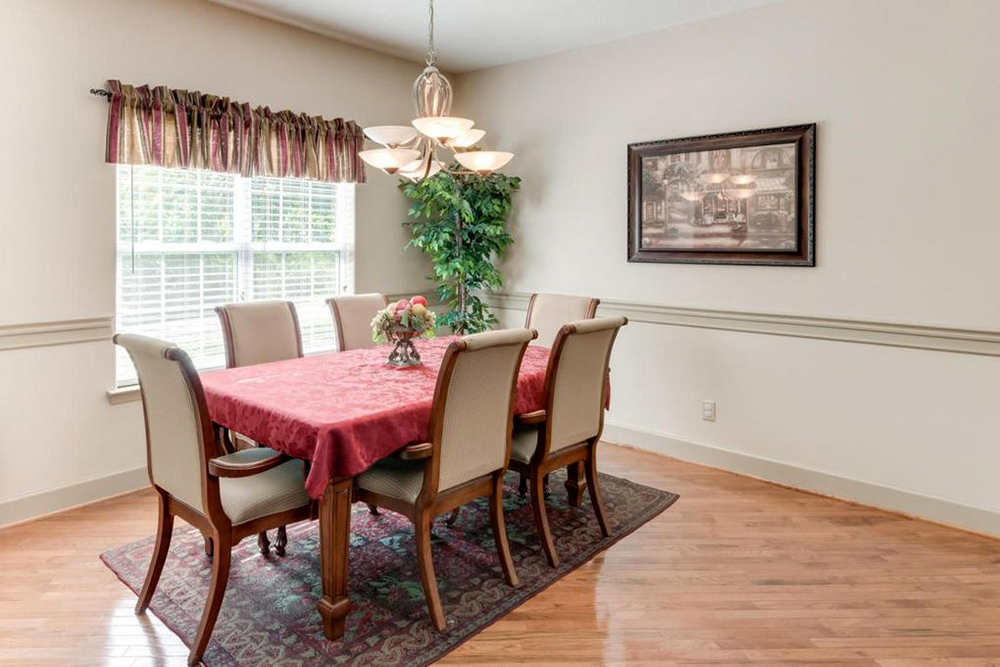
top-left (0, 467), bottom-right (148, 529)
top-left (603, 422), bottom-right (1000, 538)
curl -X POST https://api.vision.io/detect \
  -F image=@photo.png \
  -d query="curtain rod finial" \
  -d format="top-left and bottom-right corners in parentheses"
top-left (90, 88), bottom-right (112, 99)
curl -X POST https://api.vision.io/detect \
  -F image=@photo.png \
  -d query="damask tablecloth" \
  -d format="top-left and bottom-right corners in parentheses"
top-left (200, 336), bottom-right (550, 498)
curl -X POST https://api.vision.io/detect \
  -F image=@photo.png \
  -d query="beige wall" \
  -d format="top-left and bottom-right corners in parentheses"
top-left (457, 0), bottom-right (1000, 530)
top-left (0, 0), bottom-right (429, 514)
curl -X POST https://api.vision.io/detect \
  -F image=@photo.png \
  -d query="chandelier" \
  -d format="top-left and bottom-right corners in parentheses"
top-left (357, 0), bottom-right (513, 181)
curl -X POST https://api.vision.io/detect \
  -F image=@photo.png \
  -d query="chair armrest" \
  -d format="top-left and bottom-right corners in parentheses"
top-left (516, 409), bottom-right (547, 425)
top-left (209, 453), bottom-right (290, 478)
top-left (394, 442), bottom-right (433, 460)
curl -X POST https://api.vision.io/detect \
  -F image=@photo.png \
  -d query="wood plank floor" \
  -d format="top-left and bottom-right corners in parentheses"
top-left (1, 444), bottom-right (998, 666)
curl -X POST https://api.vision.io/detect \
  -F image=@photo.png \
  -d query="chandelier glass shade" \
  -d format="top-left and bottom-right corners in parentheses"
top-left (447, 128), bottom-right (485, 148)
top-left (411, 116), bottom-right (475, 142)
top-left (357, 0), bottom-right (513, 181)
top-left (399, 157), bottom-right (444, 181)
top-left (454, 151), bottom-right (513, 175)
top-left (363, 126), bottom-right (419, 148)
top-left (357, 148), bottom-right (422, 174)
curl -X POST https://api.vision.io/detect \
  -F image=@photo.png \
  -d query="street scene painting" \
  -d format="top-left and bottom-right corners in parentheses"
top-left (627, 125), bottom-right (815, 266)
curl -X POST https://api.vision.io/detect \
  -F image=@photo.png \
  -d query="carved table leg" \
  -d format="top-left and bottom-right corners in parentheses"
top-left (565, 461), bottom-right (587, 507)
top-left (257, 531), bottom-right (271, 555)
top-left (317, 478), bottom-right (352, 640)
top-left (274, 526), bottom-right (288, 556)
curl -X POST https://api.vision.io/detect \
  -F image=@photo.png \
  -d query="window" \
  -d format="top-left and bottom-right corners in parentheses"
top-left (115, 165), bottom-right (355, 385)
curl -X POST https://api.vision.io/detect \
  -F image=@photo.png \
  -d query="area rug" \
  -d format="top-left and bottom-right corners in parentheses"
top-left (102, 469), bottom-right (678, 666)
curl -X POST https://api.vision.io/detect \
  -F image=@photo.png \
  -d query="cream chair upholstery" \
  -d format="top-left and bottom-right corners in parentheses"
top-left (216, 448), bottom-right (310, 525)
top-left (354, 458), bottom-right (424, 503)
top-left (506, 316), bottom-right (628, 568)
top-left (215, 299), bottom-right (304, 554)
top-left (525, 293), bottom-right (600, 348)
top-left (354, 327), bottom-right (535, 630)
top-left (215, 300), bottom-right (302, 367)
top-left (116, 334), bottom-right (208, 513)
top-left (511, 318), bottom-right (622, 463)
top-left (436, 329), bottom-right (530, 490)
top-left (326, 293), bottom-right (390, 351)
top-left (547, 317), bottom-right (622, 451)
top-left (114, 333), bottom-right (312, 666)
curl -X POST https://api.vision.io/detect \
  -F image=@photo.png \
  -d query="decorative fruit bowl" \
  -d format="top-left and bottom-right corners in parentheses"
top-left (371, 295), bottom-right (437, 367)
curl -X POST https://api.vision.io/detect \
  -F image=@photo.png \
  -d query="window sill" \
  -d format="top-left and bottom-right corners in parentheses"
top-left (107, 386), bottom-right (141, 405)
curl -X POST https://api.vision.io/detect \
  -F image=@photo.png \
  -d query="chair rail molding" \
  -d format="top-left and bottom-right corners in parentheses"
top-left (482, 292), bottom-right (1000, 357)
top-left (0, 316), bottom-right (114, 352)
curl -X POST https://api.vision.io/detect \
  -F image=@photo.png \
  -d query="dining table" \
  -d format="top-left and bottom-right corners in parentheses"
top-left (198, 335), bottom-right (583, 640)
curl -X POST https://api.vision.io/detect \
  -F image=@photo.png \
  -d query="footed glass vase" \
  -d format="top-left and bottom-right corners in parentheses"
top-left (386, 330), bottom-right (422, 367)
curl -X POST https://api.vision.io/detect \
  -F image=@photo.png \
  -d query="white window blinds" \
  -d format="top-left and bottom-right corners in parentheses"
top-left (115, 165), bottom-right (355, 385)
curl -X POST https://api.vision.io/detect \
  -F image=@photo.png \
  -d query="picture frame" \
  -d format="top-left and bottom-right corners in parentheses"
top-left (627, 124), bottom-right (815, 266)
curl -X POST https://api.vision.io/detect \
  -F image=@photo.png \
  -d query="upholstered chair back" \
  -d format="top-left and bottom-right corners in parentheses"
top-left (433, 328), bottom-right (534, 492)
top-left (547, 317), bottom-right (626, 452)
top-left (216, 301), bottom-right (302, 368)
top-left (115, 334), bottom-right (209, 514)
top-left (327, 293), bottom-right (390, 351)
top-left (525, 293), bottom-right (600, 348)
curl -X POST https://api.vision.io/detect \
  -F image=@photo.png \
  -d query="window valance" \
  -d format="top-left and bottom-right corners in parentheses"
top-left (103, 80), bottom-right (366, 183)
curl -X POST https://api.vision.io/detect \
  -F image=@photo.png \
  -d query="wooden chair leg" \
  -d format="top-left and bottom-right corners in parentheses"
top-left (542, 473), bottom-right (551, 499)
top-left (135, 493), bottom-right (173, 614)
top-left (188, 531), bottom-right (232, 666)
top-left (203, 535), bottom-right (213, 558)
top-left (564, 460), bottom-right (586, 507)
top-left (366, 502), bottom-right (380, 516)
top-left (274, 526), bottom-right (287, 556)
top-left (257, 531), bottom-right (270, 555)
top-left (584, 445), bottom-right (611, 537)
top-left (517, 473), bottom-right (528, 497)
top-left (489, 473), bottom-right (519, 587)
top-left (414, 513), bottom-right (446, 630)
top-left (445, 508), bottom-right (460, 526)
top-left (529, 471), bottom-right (559, 567)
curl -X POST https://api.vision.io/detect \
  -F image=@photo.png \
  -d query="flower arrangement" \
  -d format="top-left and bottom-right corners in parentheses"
top-left (372, 295), bottom-right (437, 366)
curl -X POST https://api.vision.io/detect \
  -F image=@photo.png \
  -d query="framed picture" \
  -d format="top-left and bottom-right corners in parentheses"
top-left (627, 124), bottom-right (815, 266)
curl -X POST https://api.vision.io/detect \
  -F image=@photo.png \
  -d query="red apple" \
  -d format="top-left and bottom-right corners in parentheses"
top-left (410, 295), bottom-right (428, 307)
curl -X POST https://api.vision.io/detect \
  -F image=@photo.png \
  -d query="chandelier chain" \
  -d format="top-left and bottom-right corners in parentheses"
top-left (426, 0), bottom-right (436, 65)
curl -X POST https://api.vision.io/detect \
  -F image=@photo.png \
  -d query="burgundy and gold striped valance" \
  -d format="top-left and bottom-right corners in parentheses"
top-left (104, 80), bottom-right (366, 183)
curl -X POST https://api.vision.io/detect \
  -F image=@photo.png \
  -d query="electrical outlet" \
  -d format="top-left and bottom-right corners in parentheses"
top-left (702, 400), bottom-right (716, 422)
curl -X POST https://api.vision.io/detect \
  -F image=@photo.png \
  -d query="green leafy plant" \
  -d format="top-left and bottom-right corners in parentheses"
top-left (400, 169), bottom-right (520, 334)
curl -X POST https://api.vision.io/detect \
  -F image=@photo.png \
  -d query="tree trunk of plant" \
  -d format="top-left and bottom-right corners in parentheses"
top-left (456, 213), bottom-right (466, 334)
top-left (453, 177), bottom-right (467, 335)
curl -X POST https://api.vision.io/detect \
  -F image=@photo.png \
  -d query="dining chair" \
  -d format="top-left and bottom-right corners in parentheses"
top-left (354, 327), bottom-right (536, 630)
top-left (520, 292), bottom-right (600, 499)
top-left (507, 316), bottom-right (628, 567)
top-left (114, 333), bottom-right (312, 666)
top-left (326, 293), bottom-right (390, 351)
top-left (215, 300), bottom-right (303, 556)
top-left (524, 292), bottom-right (600, 348)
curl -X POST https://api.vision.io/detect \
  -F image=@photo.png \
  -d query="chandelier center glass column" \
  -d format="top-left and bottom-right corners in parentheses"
top-left (358, 0), bottom-right (513, 181)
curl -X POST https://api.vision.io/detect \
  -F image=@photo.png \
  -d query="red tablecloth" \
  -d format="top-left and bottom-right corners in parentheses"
top-left (200, 336), bottom-right (550, 499)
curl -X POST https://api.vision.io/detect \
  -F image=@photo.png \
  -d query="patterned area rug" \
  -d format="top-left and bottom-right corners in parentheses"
top-left (102, 470), bottom-right (678, 666)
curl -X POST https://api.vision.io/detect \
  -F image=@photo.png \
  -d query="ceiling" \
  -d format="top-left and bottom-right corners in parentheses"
top-left (207, 0), bottom-right (780, 73)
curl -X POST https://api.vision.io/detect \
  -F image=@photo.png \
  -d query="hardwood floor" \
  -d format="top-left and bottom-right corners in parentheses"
top-left (1, 444), bottom-right (998, 666)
